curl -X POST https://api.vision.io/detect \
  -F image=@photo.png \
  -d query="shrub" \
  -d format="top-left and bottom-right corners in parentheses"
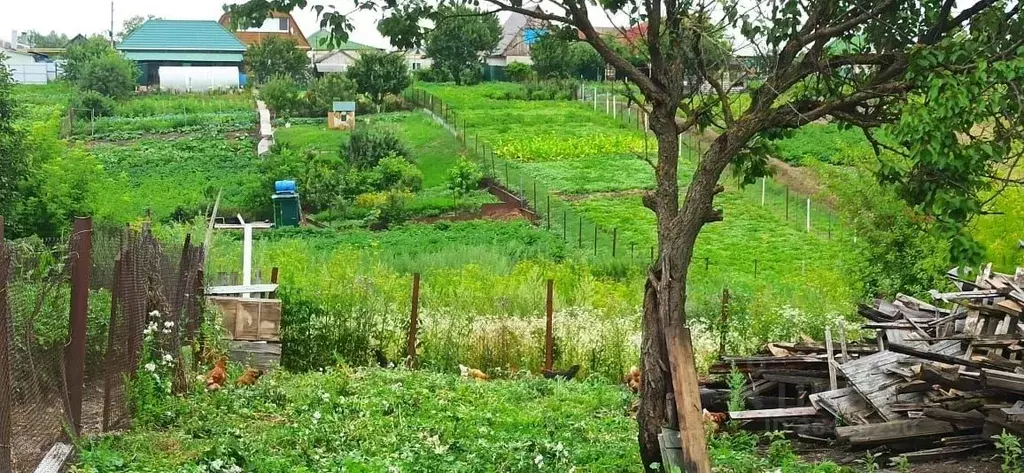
top-left (344, 127), bottom-right (409, 169)
top-left (244, 36), bottom-right (309, 84)
top-left (504, 62), bottom-right (533, 82)
top-left (305, 74), bottom-right (357, 114)
top-left (346, 51), bottom-right (411, 112)
top-left (76, 53), bottom-right (139, 99)
top-left (71, 90), bottom-right (116, 118)
top-left (445, 157), bottom-right (483, 195)
top-left (458, 67), bottom-right (483, 85)
top-left (414, 67), bottom-right (448, 82)
top-left (63, 36), bottom-right (115, 83)
top-left (260, 76), bottom-right (303, 117)
top-left (377, 154), bottom-right (423, 192)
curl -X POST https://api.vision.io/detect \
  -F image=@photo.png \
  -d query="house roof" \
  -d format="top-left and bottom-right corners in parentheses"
top-left (307, 30), bottom-right (381, 51)
top-left (122, 51), bottom-right (244, 62)
top-left (218, 11), bottom-right (311, 50)
top-left (493, 9), bottom-right (545, 57)
top-left (117, 20), bottom-right (246, 52)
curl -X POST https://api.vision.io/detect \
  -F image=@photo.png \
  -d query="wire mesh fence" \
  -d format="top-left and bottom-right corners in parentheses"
top-left (0, 216), bottom-right (205, 471)
top-left (405, 87), bottom-right (848, 277)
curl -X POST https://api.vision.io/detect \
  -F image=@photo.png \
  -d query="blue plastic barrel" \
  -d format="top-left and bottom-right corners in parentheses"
top-left (274, 180), bottom-right (297, 194)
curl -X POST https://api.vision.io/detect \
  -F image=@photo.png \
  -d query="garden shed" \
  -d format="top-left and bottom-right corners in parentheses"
top-left (117, 20), bottom-right (246, 89)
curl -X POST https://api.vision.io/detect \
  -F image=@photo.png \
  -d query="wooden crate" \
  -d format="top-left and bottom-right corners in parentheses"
top-left (209, 296), bottom-right (282, 341)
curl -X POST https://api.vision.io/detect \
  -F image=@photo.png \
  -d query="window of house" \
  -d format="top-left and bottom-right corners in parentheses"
top-left (243, 18), bottom-right (289, 33)
top-left (279, 18), bottom-right (289, 32)
top-left (412, 62), bottom-right (421, 70)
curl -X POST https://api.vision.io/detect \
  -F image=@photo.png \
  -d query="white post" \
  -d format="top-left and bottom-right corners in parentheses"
top-left (605, 93), bottom-right (610, 114)
top-left (612, 95), bottom-right (617, 119)
top-left (806, 197), bottom-right (811, 232)
top-left (761, 178), bottom-right (766, 206)
top-left (242, 223), bottom-right (253, 298)
top-left (644, 112), bottom-right (649, 131)
top-left (593, 87), bottom-right (598, 110)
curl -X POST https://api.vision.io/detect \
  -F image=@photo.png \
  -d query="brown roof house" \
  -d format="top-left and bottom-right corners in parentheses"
top-left (218, 11), bottom-right (311, 50)
top-left (306, 29), bottom-right (383, 74)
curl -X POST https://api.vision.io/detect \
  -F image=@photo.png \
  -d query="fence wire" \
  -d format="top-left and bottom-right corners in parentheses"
top-left (0, 221), bottom-right (205, 471)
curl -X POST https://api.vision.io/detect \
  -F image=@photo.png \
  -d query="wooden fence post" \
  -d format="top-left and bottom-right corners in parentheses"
top-left (719, 288), bottom-right (730, 357)
top-left (612, 228), bottom-right (618, 257)
top-left (545, 279), bottom-right (554, 372)
top-left (406, 273), bottom-right (421, 367)
top-left (67, 216), bottom-right (92, 436)
top-left (0, 215), bottom-right (13, 471)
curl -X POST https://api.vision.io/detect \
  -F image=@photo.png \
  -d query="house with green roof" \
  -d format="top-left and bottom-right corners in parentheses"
top-left (117, 19), bottom-right (247, 88)
top-left (307, 29), bottom-right (384, 74)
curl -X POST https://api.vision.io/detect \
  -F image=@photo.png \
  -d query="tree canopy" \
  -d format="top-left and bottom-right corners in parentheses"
top-left (531, 32), bottom-right (603, 79)
top-left (244, 36), bottom-right (309, 84)
top-left (17, 30), bottom-right (70, 48)
top-left (416, 5), bottom-right (500, 84)
top-left (118, 15), bottom-right (160, 42)
top-left (346, 51), bottom-right (411, 112)
top-left (0, 56), bottom-right (28, 222)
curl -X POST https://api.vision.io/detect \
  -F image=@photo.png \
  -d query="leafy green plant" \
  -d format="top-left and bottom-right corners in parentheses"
top-left (260, 75), bottom-right (303, 117)
top-left (445, 157), bottom-right (483, 195)
top-left (504, 62), bottom-right (534, 82)
top-left (72, 90), bottom-right (116, 118)
top-left (75, 52), bottom-right (139, 100)
top-left (854, 451), bottom-right (881, 473)
top-left (377, 154), bottom-right (423, 192)
top-left (995, 431), bottom-right (1022, 473)
top-left (726, 363), bottom-right (746, 413)
top-left (345, 126), bottom-right (410, 169)
top-left (346, 51), bottom-right (411, 112)
top-left (244, 36), bottom-right (309, 85)
top-left (305, 73), bottom-right (357, 114)
top-left (889, 456), bottom-right (911, 473)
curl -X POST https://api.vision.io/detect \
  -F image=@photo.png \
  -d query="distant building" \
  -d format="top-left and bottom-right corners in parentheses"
top-left (1, 48), bottom-right (57, 84)
top-left (306, 29), bottom-right (382, 74)
top-left (403, 48), bottom-right (432, 73)
top-left (218, 11), bottom-right (310, 50)
top-left (117, 20), bottom-right (247, 89)
top-left (484, 10), bottom-right (546, 80)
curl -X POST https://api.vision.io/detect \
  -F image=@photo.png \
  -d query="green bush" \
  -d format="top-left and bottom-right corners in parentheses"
top-left (414, 67), bottom-right (448, 82)
top-left (376, 154), bottom-right (423, 192)
top-left (344, 127), bottom-right (409, 169)
top-left (445, 157), bottom-right (483, 195)
top-left (76, 53), bottom-right (139, 99)
top-left (244, 36), bottom-right (309, 85)
top-left (71, 90), bottom-right (116, 118)
top-left (504, 62), bottom-right (534, 82)
top-left (305, 74), bottom-right (357, 115)
top-left (458, 67), bottom-right (483, 85)
top-left (63, 36), bottom-right (115, 84)
top-left (260, 75), bottom-right (303, 117)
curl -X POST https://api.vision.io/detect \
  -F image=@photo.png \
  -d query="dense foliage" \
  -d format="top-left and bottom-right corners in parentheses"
top-left (346, 51), bottom-right (411, 112)
top-left (63, 37), bottom-right (115, 84)
top-left (260, 75), bottom-right (304, 117)
top-left (345, 126), bottom-right (410, 169)
top-left (504, 62), bottom-right (534, 82)
top-left (0, 58), bottom-right (29, 222)
top-left (531, 34), bottom-right (604, 80)
top-left (75, 53), bottom-right (139, 100)
top-left (418, 5), bottom-right (500, 85)
top-left (244, 37), bottom-right (310, 84)
top-left (304, 73), bottom-right (358, 113)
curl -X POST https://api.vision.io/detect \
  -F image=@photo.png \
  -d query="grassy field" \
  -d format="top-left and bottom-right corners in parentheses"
top-left (418, 83), bottom-right (859, 338)
top-left (73, 366), bottom-right (846, 473)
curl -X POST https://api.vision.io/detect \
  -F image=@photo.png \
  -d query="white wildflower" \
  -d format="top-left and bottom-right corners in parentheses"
top-left (534, 454), bottom-right (544, 468)
top-left (163, 354), bottom-right (174, 363)
top-left (164, 320), bottom-right (175, 328)
top-left (144, 362), bottom-right (156, 372)
top-left (149, 310), bottom-right (161, 318)
top-left (227, 466), bottom-right (242, 473)
top-left (210, 459), bottom-right (223, 470)
top-left (312, 411), bottom-right (321, 423)
top-left (319, 391), bottom-right (330, 402)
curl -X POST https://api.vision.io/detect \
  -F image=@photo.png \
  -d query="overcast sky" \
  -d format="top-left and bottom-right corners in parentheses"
top-left (3, 0), bottom-right (395, 49)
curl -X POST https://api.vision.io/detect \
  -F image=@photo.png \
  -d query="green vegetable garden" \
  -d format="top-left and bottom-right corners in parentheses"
top-left (3, 1), bottom-right (1023, 468)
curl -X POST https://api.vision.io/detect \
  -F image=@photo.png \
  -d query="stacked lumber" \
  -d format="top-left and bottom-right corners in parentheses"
top-left (712, 264), bottom-right (1024, 461)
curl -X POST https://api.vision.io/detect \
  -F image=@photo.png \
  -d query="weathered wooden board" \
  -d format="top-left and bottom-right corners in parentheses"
top-left (33, 442), bottom-right (74, 473)
top-left (228, 340), bottom-right (281, 370)
top-left (209, 296), bottom-right (282, 341)
top-left (836, 419), bottom-right (955, 445)
top-left (809, 387), bottom-right (879, 425)
top-left (729, 406), bottom-right (819, 421)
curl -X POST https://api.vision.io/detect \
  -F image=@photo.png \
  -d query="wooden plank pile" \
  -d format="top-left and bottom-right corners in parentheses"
top-left (711, 264), bottom-right (1024, 461)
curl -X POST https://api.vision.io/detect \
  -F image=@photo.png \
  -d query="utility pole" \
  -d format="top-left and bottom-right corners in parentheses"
top-left (109, 2), bottom-right (115, 46)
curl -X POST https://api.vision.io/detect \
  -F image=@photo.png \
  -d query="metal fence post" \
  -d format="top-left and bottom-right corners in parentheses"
top-left (406, 273), bottom-right (421, 367)
top-left (544, 279), bottom-right (554, 371)
top-left (0, 215), bottom-right (12, 472)
top-left (546, 195), bottom-right (550, 230)
top-left (67, 216), bottom-right (92, 436)
top-left (785, 187), bottom-right (790, 220)
top-left (806, 197), bottom-right (811, 232)
top-left (612, 228), bottom-right (618, 257)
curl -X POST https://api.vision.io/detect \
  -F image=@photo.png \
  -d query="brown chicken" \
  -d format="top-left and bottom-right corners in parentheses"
top-left (236, 368), bottom-right (264, 387)
top-left (206, 356), bottom-right (228, 391)
top-left (459, 364), bottom-right (489, 381)
top-left (703, 409), bottom-right (728, 432)
top-left (624, 366), bottom-right (641, 393)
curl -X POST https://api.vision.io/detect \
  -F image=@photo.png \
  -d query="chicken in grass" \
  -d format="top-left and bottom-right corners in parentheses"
top-left (459, 364), bottom-right (489, 381)
top-left (624, 366), bottom-right (642, 393)
top-left (235, 368), bottom-right (264, 387)
top-left (206, 356), bottom-right (228, 391)
top-left (703, 409), bottom-right (728, 432)
top-left (542, 364), bottom-right (581, 381)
